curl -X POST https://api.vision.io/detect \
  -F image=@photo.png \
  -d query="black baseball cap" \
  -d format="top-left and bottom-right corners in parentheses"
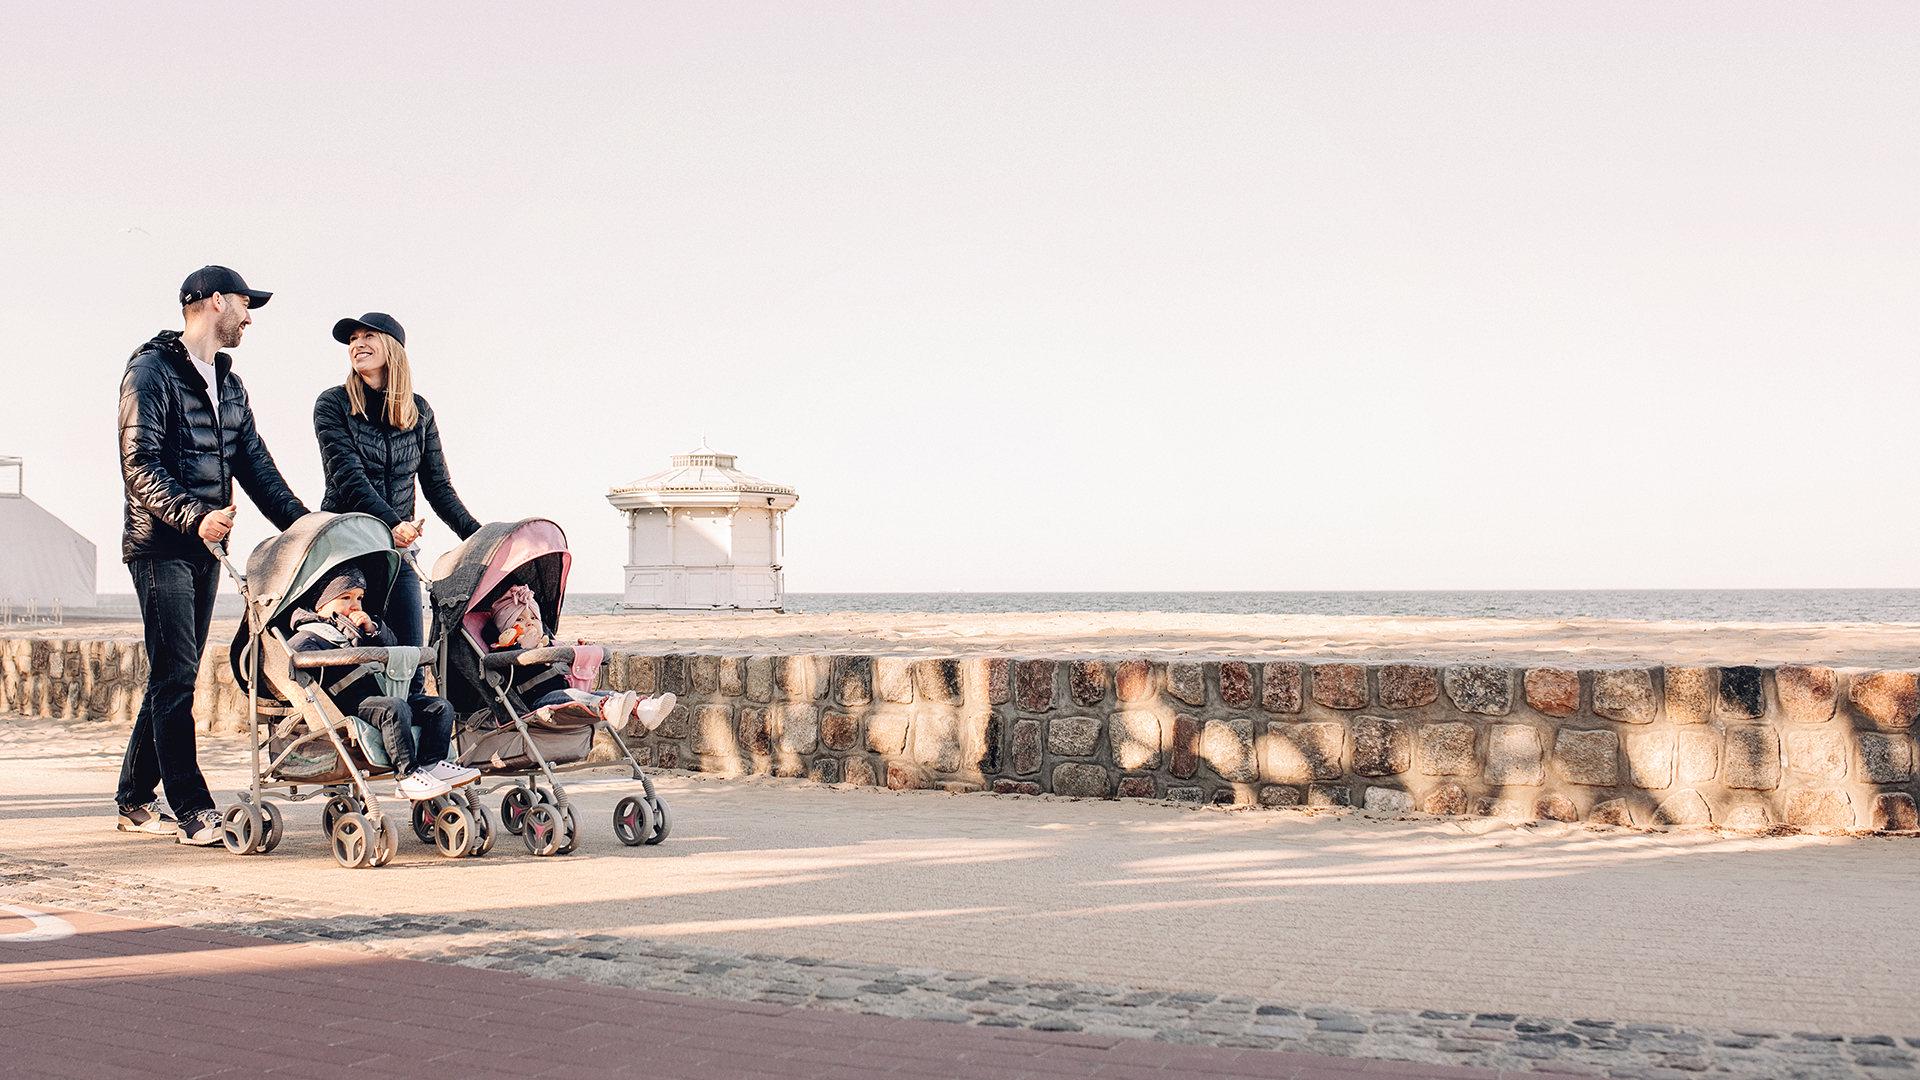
top-left (332, 312), bottom-right (406, 348)
top-left (179, 265), bottom-right (272, 308)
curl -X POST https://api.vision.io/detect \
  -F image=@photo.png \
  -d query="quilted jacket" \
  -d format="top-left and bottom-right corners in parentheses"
top-left (313, 383), bottom-right (480, 539)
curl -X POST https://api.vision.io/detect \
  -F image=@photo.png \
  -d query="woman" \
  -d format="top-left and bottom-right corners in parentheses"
top-left (314, 311), bottom-right (481, 648)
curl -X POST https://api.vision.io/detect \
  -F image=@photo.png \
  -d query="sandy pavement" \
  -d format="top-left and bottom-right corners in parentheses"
top-left (2, 713), bottom-right (1915, 1039)
top-left (29, 609), bottom-right (1920, 666)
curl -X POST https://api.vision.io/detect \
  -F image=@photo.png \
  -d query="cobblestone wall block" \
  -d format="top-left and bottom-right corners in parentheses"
top-left (1417, 722), bottom-right (1477, 776)
top-left (820, 710), bottom-right (858, 751)
top-left (1523, 669), bottom-right (1581, 717)
top-left (874, 658), bottom-right (914, 704)
top-left (1311, 664), bottom-right (1367, 710)
top-left (1486, 724), bottom-right (1544, 785)
top-left (984, 658), bottom-right (1013, 705)
top-left (743, 656), bottom-right (773, 702)
top-left (1784, 788), bottom-right (1854, 830)
top-left (1655, 789), bottom-right (1713, 827)
top-left (909, 706), bottom-right (968, 773)
top-left (866, 710), bottom-right (911, 755)
top-left (1109, 710), bottom-right (1164, 770)
top-left (1716, 666), bottom-right (1765, 720)
top-left (1052, 762), bottom-right (1109, 798)
top-left (780, 656), bottom-right (828, 702)
top-left (1015, 660), bottom-right (1057, 712)
top-left (1786, 730), bottom-right (1848, 780)
top-left (1625, 730), bottom-right (1674, 789)
top-left (774, 704), bottom-right (819, 757)
top-left (1350, 716), bottom-right (1410, 777)
top-left (1857, 733), bottom-right (1914, 783)
top-left (1554, 729), bottom-right (1620, 786)
top-left (1443, 664), bottom-right (1512, 715)
top-left (1723, 802), bottom-right (1774, 832)
top-left (1592, 669), bottom-right (1656, 724)
top-left (1363, 787), bottom-right (1413, 813)
top-left (1046, 715), bottom-right (1101, 758)
top-left (1422, 782), bottom-right (1470, 816)
top-left (716, 656), bottom-right (745, 697)
top-left (1166, 662), bottom-right (1207, 707)
top-left (1776, 665), bottom-right (1836, 723)
top-left (1257, 721), bottom-right (1344, 782)
top-left (1009, 718), bottom-right (1041, 775)
top-left (912, 659), bottom-right (963, 705)
top-left (1721, 727), bottom-right (1780, 790)
top-left (1113, 659), bottom-right (1153, 703)
top-left (1377, 664), bottom-right (1438, 710)
top-left (1664, 668), bottom-right (1713, 724)
top-left (1872, 793), bottom-right (1919, 833)
top-left (1849, 671), bottom-right (1919, 730)
top-left (1068, 661), bottom-right (1108, 706)
top-left (1218, 661), bottom-right (1253, 709)
top-left (843, 757), bottom-right (878, 786)
top-left (1675, 729), bottom-right (1720, 784)
top-left (690, 655), bottom-right (720, 694)
top-left (1170, 714), bottom-right (1199, 778)
top-left (1200, 717), bottom-right (1257, 782)
top-left (1589, 798), bottom-right (1634, 827)
top-left (831, 656), bottom-right (872, 706)
top-left (1261, 662), bottom-right (1303, 713)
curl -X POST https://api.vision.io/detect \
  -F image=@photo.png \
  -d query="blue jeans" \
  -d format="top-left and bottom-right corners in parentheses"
top-left (116, 556), bottom-right (219, 817)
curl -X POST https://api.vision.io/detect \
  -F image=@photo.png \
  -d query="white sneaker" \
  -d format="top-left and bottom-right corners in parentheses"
top-left (599, 690), bottom-right (638, 727)
top-left (632, 692), bottom-right (677, 732)
top-left (426, 760), bottom-right (481, 787)
top-left (396, 768), bottom-right (453, 801)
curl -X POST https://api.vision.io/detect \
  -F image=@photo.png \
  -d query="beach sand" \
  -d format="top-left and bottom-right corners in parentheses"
top-left (26, 609), bottom-right (1920, 667)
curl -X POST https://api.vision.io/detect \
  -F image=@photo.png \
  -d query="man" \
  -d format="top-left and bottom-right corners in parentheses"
top-left (116, 265), bottom-right (310, 845)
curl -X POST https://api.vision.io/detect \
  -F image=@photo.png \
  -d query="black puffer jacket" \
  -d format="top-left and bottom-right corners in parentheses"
top-left (118, 331), bottom-right (309, 563)
top-left (314, 384), bottom-right (480, 539)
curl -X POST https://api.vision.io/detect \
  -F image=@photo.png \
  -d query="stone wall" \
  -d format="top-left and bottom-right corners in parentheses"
top-left (6, 637), bottom-right (1916, 834)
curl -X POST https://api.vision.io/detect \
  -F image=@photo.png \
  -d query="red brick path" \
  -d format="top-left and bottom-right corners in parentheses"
top-left (0, 908), bottom-right (1567, 1080)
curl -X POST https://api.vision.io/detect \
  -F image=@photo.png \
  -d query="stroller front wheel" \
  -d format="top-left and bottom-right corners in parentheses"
top-left (259, 800), bottom-right (284, 853)
top-left (644, 797), bottom-right (671, 845)
top-left (521, 803), bottom-right (567, 857)
top-left (613, 795), bottom-right (654, 847)
top-left (329, 812), bottom-right (377, 869)
top-left (221, 802), bottom-right (265, 854)
top-left (500, 788), bottom-right (532, 836)
top-left (411, 801), bottom-right (439, 845)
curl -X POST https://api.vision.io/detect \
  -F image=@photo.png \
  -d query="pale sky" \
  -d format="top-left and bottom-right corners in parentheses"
top-left (3, 2), bottom-right (1915, 593)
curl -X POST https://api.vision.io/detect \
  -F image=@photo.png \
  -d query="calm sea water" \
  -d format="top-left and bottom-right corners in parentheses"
top-left (72, 590), bottom-right (1920, 623)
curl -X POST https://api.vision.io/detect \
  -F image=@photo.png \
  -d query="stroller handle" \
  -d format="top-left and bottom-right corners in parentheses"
top-left (291, 646), bottom-right (437, 671)
top-left (481, 645), bottom-right (575, 669)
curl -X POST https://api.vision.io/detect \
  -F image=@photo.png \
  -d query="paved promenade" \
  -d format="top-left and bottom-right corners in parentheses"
top-left (2, 715), bottom-right (1916, 1077)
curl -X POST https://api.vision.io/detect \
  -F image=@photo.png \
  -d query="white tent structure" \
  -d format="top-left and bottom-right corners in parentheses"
top-left (0, 456), bottom-right (97, 614)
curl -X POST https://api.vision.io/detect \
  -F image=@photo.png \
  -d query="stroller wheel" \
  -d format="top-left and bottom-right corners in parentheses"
top-left (433, 805), bottom-right (474, 859)
top-left (329, 812), bottom-right (376, 869)
top-left (372, 816), bottom-right (400, 867)
top-left (500, 789), bottom-right (532, 836)
top-left (613, 796), bottom-right (655, 847)
top-left (556, 806), bottom-right (581, 856)
top-left (259, 801), bottom-right (284, 854)
top-left (644, 797), bottom-right (671, 845)
top-left (411, 801), bottom-right (439, 845)
top-left (321, 792), bottom-right (357, 836)
top-left (221, 802), bottom-right (265, 854)
top-left (521, 803), bottom-right (565, 857)
top-left (471, 803), bottom-right (496, 856)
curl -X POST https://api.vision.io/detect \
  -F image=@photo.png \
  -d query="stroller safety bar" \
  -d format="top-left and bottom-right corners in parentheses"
top-left (292, 646), bottom-right (437, 670)
top-left (482, 645), bottom-right (574, 669)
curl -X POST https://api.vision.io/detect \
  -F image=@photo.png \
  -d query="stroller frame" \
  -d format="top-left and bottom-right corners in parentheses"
top-left (210, 513), bottom-right (491, 868)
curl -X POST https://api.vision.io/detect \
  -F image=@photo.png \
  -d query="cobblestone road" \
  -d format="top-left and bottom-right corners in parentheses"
top-left (2, 715), bottom-right (1916, 1078)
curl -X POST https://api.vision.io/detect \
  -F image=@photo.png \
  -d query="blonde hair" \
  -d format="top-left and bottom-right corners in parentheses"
top-left (344, 332), bottom-right (419, 431)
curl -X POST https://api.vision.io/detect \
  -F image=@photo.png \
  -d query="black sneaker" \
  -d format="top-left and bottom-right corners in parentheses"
top-left (175, 808), bottom-right (225, 846)
top-left (116, 801), bottom-right (177, 836)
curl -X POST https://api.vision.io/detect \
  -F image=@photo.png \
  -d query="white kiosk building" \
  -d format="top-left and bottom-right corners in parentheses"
top-left (607, 444), bottom-right (797, 610)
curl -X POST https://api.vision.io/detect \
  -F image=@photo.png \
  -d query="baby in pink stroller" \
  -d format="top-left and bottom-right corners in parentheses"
top-left (488, 585), bottom-right (674, 730)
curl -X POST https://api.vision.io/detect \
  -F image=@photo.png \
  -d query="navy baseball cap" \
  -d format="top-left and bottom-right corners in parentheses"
top-left (179, 265), bottom-right (272, 307)
top-left (332, 312), bottom-right (406, 348)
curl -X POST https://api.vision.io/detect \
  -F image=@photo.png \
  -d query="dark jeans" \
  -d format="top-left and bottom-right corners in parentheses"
top-left (116, 556), bottom-right (219, 817)
top-left (382, 557), bottom-right (427, 694)
top-left (357, 694), bottom-right (455, 775)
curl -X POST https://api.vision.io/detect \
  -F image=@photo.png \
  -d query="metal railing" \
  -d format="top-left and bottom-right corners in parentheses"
top-left (0, 599), bottom-right (64, 627)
